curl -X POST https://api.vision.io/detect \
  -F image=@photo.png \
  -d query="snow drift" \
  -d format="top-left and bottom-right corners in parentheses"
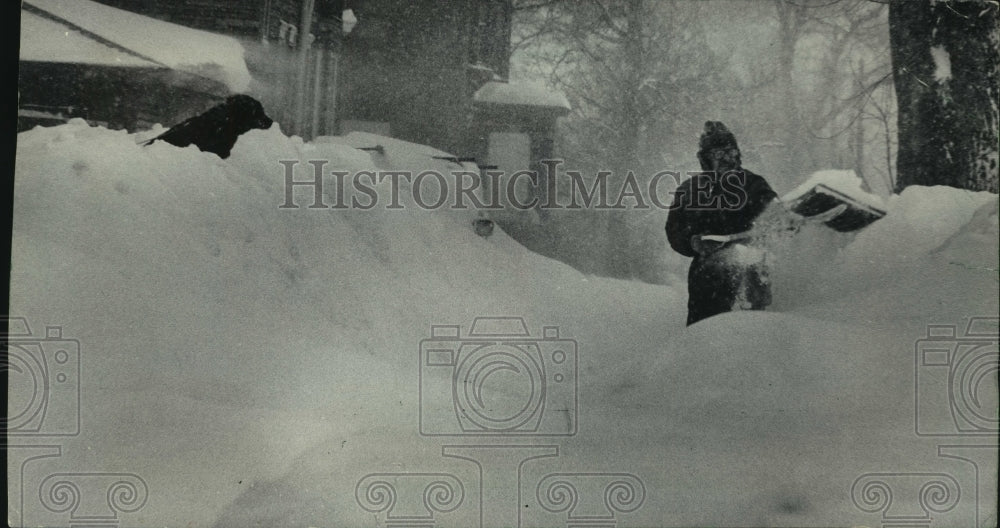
top-left (9, 121), bottom-right (998, 527)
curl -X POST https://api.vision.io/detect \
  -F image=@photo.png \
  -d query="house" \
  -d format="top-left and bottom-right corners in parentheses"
top-left (21, 0), bottom-right (570, 175)
top-left (321, 0), bottom-right (571, 169)
top-left (18, 0), bottom-right (251, 132)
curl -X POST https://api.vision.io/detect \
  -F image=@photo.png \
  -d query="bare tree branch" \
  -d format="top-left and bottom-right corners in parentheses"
top-left (513, 0), bottom-right (565, 11)
top-left (589, 0), bottom-right (629, 38)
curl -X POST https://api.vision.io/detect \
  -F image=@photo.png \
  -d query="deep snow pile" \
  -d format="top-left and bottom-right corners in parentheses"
top-left (783, 169), bottom-right (888, 211)
top-left (9, 121), bottom-right (998, 527)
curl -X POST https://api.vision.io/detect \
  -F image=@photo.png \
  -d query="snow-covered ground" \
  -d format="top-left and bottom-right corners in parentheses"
top-left (9, 121), bottom-right (998, 527)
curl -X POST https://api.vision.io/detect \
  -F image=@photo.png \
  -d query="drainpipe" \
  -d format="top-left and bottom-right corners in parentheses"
top-left (294, 0), bottom-right (315, 137)
top-left (310, 48), bottom-right (324, 138)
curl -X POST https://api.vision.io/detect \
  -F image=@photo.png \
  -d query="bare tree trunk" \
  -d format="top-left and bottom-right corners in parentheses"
top-left (607, 0), bottom-right (645, 279)
top-left (890, 0), bottom-right (999, 193)
top-left (776, 0), bottom-right (807, 181)
top-left (853, 114), bottom-right (864, 182)
top-left (621, 0), bottom-right (644, 173)
top-left (853, 58), bottom-right (866, 183)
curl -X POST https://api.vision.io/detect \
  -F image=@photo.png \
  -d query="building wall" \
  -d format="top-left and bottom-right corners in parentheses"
top-left (92, 0), bottom-right (514, 150)
top-left (339, 0), bottom-right (511, 155)
top-left (96, 0), bottom-right (265, 37)
top-left (470, 0), bottom-right (513, 79)
top-left (18, 61), bottom-right (223, 131)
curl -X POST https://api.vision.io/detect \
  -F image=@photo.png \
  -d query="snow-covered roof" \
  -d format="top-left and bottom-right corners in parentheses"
top-left (21, 0), bottom-right (252, 93)
top-left (473, 81), bottom-right (571, 113)
top-left (20, 11), bottom-right (159, 68)
top-left (783, 169), bottom-right (887, 211)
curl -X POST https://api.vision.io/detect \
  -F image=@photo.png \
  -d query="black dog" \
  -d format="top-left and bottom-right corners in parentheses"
top-left (145, 94), bottom-right (273, 158)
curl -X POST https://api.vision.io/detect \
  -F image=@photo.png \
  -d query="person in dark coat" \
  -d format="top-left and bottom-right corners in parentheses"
top-left (665, 121), bottom-right (781, 326)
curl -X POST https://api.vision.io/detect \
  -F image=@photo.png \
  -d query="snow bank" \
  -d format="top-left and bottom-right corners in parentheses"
top-left (24, 0), bottom-right (252, 92)
top-left (11, 121), bottom-right (676, 526)
top-left (10, 122), bottom-right (997, 527)
top-left (844, 185), bottom-right (996, 269)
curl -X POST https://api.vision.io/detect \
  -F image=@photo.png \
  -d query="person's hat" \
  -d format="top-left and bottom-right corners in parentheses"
top-left (698, 121), bottom-right (739, 153)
